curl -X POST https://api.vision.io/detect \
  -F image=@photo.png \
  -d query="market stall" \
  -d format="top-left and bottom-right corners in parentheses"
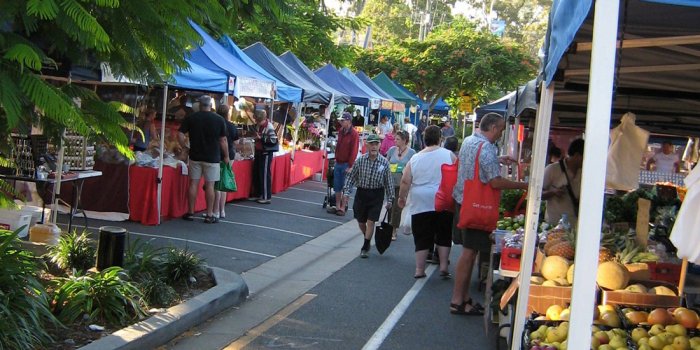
top-left (509, 1), bottom-right (700, 350)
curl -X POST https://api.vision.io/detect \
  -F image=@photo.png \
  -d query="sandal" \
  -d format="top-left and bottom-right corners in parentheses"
top-left (465, 298), bottom-right (485, 312)
top-left (414, 273), bottom-right (427, 279)
top-left (450, 302), bottom-right (483, 316)
top-left (182, 213), bottom-right (194, 221)
top-left (204, 216), bottom-right (219, 224)
top-left (439, 271), bottom-right (452, 279)
top-left (335, 209), bottom-right (346, 216)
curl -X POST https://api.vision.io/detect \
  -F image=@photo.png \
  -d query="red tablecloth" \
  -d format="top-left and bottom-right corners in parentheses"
top-left (271, 153), bottom-right (291, 194)
top-left (129, 160), bottom-right (253, 225)
top-left (290, 150), bottom-right (324, 186)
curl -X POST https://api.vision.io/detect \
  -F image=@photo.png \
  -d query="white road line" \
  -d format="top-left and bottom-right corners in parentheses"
top-left (286, 187), bottom-right (327, 194)
top-left (361, 265), bottom-right (437, 350)
top-left (218, 219), bottom-right (313, 238)
top-left (55, 223), bottom-right (277, 258)
top-left (230, 204), bottom-right (345, 224)
top-left (271, 195), bottom-right (354, 211)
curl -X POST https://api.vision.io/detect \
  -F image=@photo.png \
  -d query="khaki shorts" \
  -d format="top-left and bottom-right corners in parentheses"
top-left (189, 160), bottom-right (220, 182)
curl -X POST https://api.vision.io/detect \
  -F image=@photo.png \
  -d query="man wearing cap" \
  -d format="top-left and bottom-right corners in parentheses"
top-left (329, 111), bottom-right (359, 216)
top-left (178, 95), bottom-right (229, 224)
top-left (343, 134), bottom-right (394, 258)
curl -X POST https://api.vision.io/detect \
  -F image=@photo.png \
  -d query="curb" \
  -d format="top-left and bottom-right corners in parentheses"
top-left (78, 266), bottom-right (249, 350)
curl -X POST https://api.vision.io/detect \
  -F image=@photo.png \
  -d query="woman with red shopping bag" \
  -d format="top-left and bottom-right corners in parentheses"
top-left (449, 113), bottom-right (527, 316)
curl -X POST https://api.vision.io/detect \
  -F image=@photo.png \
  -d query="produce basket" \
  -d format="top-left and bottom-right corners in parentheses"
top-left (527, 283), bottom-right (573, 315)
top-left (600, 280), bottom-right (681, 308)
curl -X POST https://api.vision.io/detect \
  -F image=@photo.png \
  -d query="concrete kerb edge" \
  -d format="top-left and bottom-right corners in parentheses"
top-left (78, 266), bottom-right (249, 350)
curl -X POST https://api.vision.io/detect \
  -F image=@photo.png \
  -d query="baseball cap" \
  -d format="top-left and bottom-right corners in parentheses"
top-left (341, 112), bottom-right (352, 121)
top-left (199, 95), bottom-right (212, 106)
top-left (366, 134), bottom-right (381, 143)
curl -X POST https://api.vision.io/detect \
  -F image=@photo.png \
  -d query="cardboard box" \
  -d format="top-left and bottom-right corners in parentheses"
top-left (527, 282), bottom-right (573, 315)
top-left (601, 281), bottom-right (681, 308)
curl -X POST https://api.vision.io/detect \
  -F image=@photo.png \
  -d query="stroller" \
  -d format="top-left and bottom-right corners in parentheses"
top-left (322, 155), bottom-right (336, 209)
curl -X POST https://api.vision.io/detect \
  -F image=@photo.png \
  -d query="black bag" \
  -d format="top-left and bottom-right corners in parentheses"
top-left (374, 212), bottom-right (393, 255)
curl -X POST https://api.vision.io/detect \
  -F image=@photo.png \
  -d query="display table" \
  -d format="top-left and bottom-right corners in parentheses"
top-left (290, 150), bottom-right (324, 186)
top-left (271, 152), bottom-right (291, 194)
top-left (129, 160), bottom-right (253, 225)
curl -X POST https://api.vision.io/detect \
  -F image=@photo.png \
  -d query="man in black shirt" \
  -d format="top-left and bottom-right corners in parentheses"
top-left (178, 95), bottom-right (229, 223)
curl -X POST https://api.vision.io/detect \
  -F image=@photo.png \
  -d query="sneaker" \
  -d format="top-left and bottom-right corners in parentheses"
top-left (326, 206), bottom-right (337, 214)
top-left (256, 199), bottom-right (271, 204)
top-left (360, 249), bottom-right (369, 258)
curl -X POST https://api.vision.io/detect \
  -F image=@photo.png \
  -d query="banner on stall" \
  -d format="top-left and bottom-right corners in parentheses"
top-left (370, 99), bottom-right (381, 110)
top-left (381, 101), bottom-right (393, 110)
top-left (238, 76), bottom-right (275, 99)
top-left (392, 103), bottom-right (405, 112)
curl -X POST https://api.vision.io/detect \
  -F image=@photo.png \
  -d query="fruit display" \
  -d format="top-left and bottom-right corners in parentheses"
top-left (597, 261), bottom-right (631, 290)
top-left (498, 215), bottom-right (526, 231)
top-left (525, 320), bottom-right (632, 350)
top-left (538, 256), bottom-right (572, 287)
top-left (544, 229), bottom-right (575, 260)
top-left (621, 307), bottom-right (699, 328)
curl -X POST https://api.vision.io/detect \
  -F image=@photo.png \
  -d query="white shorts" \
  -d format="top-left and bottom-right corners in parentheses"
top-left (189, 160), bottom-right (220, 182)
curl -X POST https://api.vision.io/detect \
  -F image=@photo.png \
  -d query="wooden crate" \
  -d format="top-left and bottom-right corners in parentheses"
top-left (601, 281), bottom-right (681, 308)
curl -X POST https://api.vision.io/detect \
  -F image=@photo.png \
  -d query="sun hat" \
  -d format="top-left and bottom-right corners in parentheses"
top-left (366, 134), bottom-right (381, 143)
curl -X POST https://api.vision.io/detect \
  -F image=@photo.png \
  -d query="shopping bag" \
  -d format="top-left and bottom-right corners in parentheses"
top-left (399, 202), bottom-right (412, 235)
top-left (374, 212), bottom-right (393, 254)
top-left (457, 143), bottom-right (501, 231)
top-left (435, 159), bottom-right (459, 212)
top-left (215, 162), bottom-right (237, 192)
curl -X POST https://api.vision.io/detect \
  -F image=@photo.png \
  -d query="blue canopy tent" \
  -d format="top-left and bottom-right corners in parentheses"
top-left (218, 36), bottom-right (302, 103)
top-left (355, 71), bottom-right (403, 112)
top-left (168, 59), bottom-right (229, 92)
top-left (277, 51), bottom-right (351, 105)
top-left (335, 67), bottom-right (384, 107)
top-left (473, 91), bottom-right (515, 120)
top-left (314, 64), bottom-right (374, 106)
top-left (243, 43), bottom-right (333, 104)
top-left (428, 98), bottom-right (450, 115)
top-left (512, 1), bottom-right (700, 348)
top-left (188, 21), bottom-right (276, 100)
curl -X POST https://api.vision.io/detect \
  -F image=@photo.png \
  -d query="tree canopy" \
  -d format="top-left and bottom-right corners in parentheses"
top-left (354, 18), bottom-right (536, 112)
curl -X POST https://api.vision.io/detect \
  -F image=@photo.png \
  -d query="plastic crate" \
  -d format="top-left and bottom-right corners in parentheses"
top-left (0, 209), bottom-right (32, 238)
top-left (647, 262), bottom-right (682, 284)
top-left (501, 246), bottom-right (523, 271)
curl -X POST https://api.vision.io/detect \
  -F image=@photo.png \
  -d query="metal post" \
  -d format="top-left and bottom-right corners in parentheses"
top-left (567, 1), bottom-right (620, 348)
top-left (156, 85), bottom-right (168, 225)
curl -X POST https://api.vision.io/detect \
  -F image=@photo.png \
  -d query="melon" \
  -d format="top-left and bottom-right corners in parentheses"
top-left (541, 256), bottom-right (571, 281)
top-left (596, 261), bottom-right (630, 290)
top-left (566, 264), bottom-right (575, 284)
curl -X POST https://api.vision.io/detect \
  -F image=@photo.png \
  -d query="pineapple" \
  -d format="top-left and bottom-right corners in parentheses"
top-left (545, 230), bottom-right (575, 260)
top-left (598, 247), bottom-right (614, 263)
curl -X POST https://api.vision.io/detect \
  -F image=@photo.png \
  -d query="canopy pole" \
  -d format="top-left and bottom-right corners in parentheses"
top-left (511, 83), bottom-right (554, 350)
top-left (320, 95), bottom-right (335, 181)
top-left (567, 1), bottom-right (620, 349)
top-left (679, 257), bottom-right (688, 296)
top-left (156, 85), bottom-right (169, 225)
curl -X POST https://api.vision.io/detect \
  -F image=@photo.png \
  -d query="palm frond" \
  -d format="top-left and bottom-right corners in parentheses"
top-left (0, 71), bottom-right (26, 129)
top-left (3, 43), bottom-right (43, 71)
top-left (26, 0), bottom-right (60, 20)
top-left (58, 0), bottom-right (111, 52)
top-left (19, 73), bottom-right (90, 135)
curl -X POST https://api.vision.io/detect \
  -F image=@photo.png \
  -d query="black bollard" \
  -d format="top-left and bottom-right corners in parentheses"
top-left (95, 226), bottom-right (127, 270)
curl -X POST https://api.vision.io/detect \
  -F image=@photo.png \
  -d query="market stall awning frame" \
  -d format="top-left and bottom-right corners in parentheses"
top-left (278, 51), bottom-right (351, 105)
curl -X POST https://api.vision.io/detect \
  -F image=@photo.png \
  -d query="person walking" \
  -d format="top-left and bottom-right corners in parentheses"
top-left (386, 130), bottom-right (416, 240)
top-left (343, 134), bottom-right (394, 258)
top-left (178, 95), bottom-right (229, 224)
top-left (328, 112), bottom-right (359, 216)
top-left (250, 109), bottom-right (278, 204)
top-left (213, 104), bottom-right (239, 219)
top-left (450, 113), bottom-right (527, 315)
top-left (398, 126), bottom-right (456, 278)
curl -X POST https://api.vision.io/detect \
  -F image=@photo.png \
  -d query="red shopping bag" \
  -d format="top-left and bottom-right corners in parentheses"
top-left (435, 160), bottom-right (458, 212)
top-left (457, 143), bottom-right (501, 231)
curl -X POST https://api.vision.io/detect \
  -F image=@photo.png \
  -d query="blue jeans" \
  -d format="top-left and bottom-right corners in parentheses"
top-left (333, 162), bottom-right (349, 193)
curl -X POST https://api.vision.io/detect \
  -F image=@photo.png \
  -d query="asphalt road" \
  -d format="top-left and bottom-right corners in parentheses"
top-left (55, 179), bottom-right (508, 350)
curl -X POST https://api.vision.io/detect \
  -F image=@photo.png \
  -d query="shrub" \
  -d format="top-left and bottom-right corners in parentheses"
top-left (123, 238), bottom-right (165, 282)
top-left (51, 267), bottom-right (147, 326)
top-left (162, 247), bottom-right (205, 286)
top-left (47, 230), bottom-right (96, 274)
top-left (139, 276), bottom-right (177, 307)
top-left (0, 229), bottom-right (59, 349)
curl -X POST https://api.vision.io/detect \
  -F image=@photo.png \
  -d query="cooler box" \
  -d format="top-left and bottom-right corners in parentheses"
top-left (0, 209), bottom-right (32, 238)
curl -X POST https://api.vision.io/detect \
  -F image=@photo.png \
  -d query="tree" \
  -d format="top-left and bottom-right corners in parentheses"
top-left (358, 0), bottom-right (415, 45)
top-left (230, 0), bottom-right (364, 69)
top-left (0, 0), bottom-right (287, 205)
top-left (460, 0), bottom-right (551, 58)
top-left (354, 18), bottom-right (536, 112)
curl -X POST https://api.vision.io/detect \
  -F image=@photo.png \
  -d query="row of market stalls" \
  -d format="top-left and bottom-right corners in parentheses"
top-left (44, 20), bottom-right (447, 226)
top-left (475, 1), bottom-right (700, 349)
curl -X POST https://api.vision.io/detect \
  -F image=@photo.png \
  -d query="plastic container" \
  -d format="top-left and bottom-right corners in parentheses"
top-left (0, 209), bottom-right (32, 238)
top-left (29, 223), bottom-right (61, 244)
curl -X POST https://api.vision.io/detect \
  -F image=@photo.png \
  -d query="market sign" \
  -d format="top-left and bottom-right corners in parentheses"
top-left (381, 100), bottom-right (393, 110)
top-left (459, 95), bottom-right (476, 113)
top-left (392, 102), bottom-right (405, 112)
top-left (370, 99), bottom-right (381, 110)
top-left (237, 76), bottom-right (275, 99)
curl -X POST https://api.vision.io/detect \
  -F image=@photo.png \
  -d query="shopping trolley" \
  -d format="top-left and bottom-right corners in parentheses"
top-left (322, 155), bottom-right (336, 209)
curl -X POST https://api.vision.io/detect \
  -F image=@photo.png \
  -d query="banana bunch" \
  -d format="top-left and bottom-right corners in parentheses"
top-left (616, 239), bottom-right (641, 264)
top-left (630, 251), bottom-right (660, 263)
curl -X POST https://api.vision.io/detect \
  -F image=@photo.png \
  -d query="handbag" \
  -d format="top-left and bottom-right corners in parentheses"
top-left (374, 212), bottom-right (393, 254)
top-left (215, 162), bottom-right (237, 192)
top-left (457, 143), bottom-right (501, 231)
top-left (435, 159), bottom-right (459, 212)
top-left (399, 201), bottom-right (412, 235)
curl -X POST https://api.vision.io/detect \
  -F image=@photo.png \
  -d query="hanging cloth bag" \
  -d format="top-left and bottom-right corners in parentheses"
top-left (457, 143), bottom-right (501, 231)
top-left (215, 162), bottom-right (238, 192)
top-left (435, 159), bottom-right (459, 212)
